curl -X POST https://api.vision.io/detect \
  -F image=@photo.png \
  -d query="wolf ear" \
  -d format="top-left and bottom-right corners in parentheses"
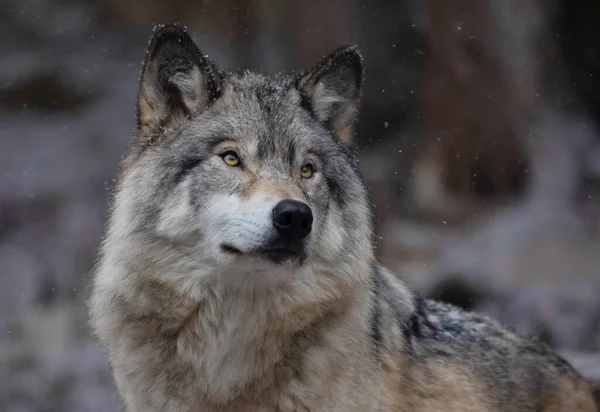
top-left (297, 46), bottom-right (364, 143)
top-left (137, 25), bottom-right (223, 135)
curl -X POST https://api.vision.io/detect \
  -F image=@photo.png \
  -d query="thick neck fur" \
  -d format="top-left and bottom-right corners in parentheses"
top-left (93, 230), bottom-right (375, 405)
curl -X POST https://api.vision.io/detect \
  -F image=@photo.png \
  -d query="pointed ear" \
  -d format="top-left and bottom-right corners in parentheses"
top-left (296, 46), bottom-right (364, 143)
top-left (137, 25), bottom-right (223, 135)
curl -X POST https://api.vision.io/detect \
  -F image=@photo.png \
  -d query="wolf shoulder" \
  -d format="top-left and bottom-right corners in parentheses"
top-left (372, 266), bottom-right (597, 411)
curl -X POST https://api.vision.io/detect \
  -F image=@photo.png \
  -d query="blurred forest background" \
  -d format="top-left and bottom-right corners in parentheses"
top-left (1, 0), bottom-right (600, 410)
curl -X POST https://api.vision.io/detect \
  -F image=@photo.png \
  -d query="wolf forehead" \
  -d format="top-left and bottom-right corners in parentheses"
top-left (226, 73), bottom-right (299, 107)
top-left (143, 79), bottom-right (358, 172)
top-left (218, 73), bottom-right (327, 132)
top-left (160, 74), bottom-right (358, 175)
top-left (187, 73), bottom-right (325, 150)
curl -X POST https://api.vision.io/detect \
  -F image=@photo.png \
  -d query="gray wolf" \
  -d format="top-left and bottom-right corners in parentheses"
top-left (89, 25), bottom-right (597, 412)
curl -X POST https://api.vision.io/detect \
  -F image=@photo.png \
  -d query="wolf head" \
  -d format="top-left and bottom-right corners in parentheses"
top-left (105, 25), bottom-right (374, 289)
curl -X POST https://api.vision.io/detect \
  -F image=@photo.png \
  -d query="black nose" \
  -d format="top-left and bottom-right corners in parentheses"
top-left (272, 200), bottom-right (313, 240)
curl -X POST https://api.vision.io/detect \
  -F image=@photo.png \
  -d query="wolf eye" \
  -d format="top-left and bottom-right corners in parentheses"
top-left (221, 151), bottom-right (240, 167)
top-left (300, 163), bottom-right (315, 179)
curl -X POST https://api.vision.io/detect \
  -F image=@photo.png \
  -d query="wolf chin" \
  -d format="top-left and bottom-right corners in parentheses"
top-left (89, 25), bottom-right (596, 412)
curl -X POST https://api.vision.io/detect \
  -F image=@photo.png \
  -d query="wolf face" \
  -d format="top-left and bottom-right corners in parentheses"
top-left (108, 26), bottom-right (374, 286)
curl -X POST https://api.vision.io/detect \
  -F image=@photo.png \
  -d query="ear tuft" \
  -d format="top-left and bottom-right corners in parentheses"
top-left (137, 25), bottom-right (223, 137)
top-left (297, 46), bottom-right (364, 143)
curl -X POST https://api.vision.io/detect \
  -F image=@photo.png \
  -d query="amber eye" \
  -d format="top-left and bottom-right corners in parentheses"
top-left (300, 163), bottom-right (315, 179)
top-left (221, 151), bottom-right (240, 167)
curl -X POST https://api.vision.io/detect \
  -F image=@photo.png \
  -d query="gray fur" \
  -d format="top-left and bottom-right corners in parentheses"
top-left (89, 25), bottom-right (596, 412)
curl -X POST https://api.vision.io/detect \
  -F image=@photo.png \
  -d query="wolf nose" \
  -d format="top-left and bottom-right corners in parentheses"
top-left (272, 200), bottom-right (313, 240)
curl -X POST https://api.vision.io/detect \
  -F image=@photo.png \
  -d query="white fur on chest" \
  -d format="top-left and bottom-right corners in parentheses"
top-left (176, 294), bottom-right (280, 401)
top-left (171, 295), bottom-right (380, 412)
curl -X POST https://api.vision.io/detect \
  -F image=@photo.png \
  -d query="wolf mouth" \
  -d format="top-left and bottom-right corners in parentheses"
top-left (220, 244), bottom-right (244, 255)
top-left (220, 243), bottom-right (304, 264)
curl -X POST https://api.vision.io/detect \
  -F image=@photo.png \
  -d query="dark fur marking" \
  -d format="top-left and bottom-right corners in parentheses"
top-left (254, 86), bottom-right (269, 114)
top-left (369, 267), bottom-right (384, 360)
top-left (323, 146), bottom-right (358, 208)
top-left (173, 157), bottom-right (203, 184)
top-left (297, 89), bottom-right (314, 116)
top-left (403, 314), bottom-right (422, 346)
top-left (254, 83), bottom-right (283, 115)
top-left (398, 293), bottom-right (438, 355)
top-left (287, 140), bottom-right (296, 168)
top-left (413, 295), bottom-right (435, 334)
top-left (324, 175), bottom-right (346, 208)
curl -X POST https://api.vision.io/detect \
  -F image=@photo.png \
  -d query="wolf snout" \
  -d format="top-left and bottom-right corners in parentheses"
top-left (272, 200), bottom-right (313, 240)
